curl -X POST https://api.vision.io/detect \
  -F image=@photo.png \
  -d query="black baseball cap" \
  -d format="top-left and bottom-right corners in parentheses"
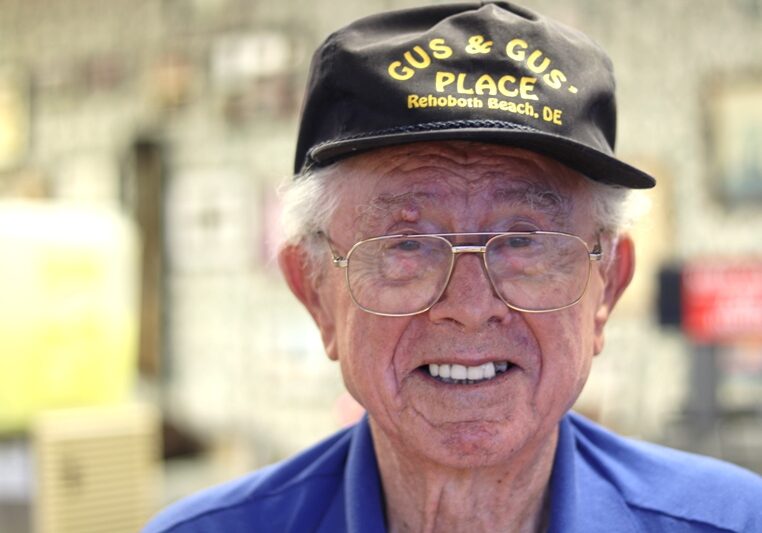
top-left (294, 1), bottom-right (656, 189)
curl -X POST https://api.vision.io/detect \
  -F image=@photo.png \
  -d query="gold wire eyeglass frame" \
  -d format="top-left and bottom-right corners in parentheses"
top-left (317, 231), bottom-right (603, 317)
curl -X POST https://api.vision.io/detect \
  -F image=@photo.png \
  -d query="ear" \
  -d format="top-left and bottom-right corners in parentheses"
top-left (278, 244), bottom-right (339, 360)
top-left (593, 234), bottom-right (635, 355)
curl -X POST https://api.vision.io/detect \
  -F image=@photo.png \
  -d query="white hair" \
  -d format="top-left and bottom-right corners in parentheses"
top-left (279, 159), bottom-right (650, 268)
top-left (586, 179), bottom-right (651, 236)
top-left (280, 165), bottom-right (342, 247)
top-left (278, 164), bottom-right (344, 272)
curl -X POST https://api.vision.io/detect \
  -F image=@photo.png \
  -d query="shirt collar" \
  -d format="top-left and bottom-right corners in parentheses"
top-left (548, 414), bottom-right (639, 533)
top-left (345, 416), bottom-right (387, 533)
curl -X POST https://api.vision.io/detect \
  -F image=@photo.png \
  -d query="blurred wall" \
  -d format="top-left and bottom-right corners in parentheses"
top-left (1, 0), bottom-right (761, 481)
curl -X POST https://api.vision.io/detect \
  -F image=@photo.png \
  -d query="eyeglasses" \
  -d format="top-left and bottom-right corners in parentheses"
top-left (319, 231), bottom-right (602, 316)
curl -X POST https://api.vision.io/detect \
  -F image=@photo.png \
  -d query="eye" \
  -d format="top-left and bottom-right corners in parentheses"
top-left (506, 235), bottom-right (534, 248)
top-left (488, 233), bottom-right (544, 260)
top-left (394, 239), bottom-right (422, 252)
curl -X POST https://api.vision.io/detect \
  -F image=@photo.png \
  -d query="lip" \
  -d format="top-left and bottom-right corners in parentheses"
top-left (414, 362), bottom-right (519, 387)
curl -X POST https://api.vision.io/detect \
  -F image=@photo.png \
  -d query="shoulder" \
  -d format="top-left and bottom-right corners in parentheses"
top-left (566, 412), bottom-right (762, 532)
top-left (143, 424), bottom-right (355, 533)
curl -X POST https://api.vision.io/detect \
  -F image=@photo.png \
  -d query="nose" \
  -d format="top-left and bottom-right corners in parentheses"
top-left (427, 252), bottom-right (511, 329)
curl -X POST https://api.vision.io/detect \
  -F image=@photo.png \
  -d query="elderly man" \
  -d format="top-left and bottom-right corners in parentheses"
top-left (145, 2), bottom-right (762, 532)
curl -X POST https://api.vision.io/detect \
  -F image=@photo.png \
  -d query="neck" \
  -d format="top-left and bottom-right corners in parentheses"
top-left (370, 419), bottom-right (557, 533)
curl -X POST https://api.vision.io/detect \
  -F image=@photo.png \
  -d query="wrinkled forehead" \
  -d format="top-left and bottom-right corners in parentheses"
top-left (328, 141), bottom-right (593, 232)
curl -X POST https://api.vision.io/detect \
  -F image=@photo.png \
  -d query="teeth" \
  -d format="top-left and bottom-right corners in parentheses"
top-left (427, 361), bottom-right (509, 384)
top-left (451, 364), bottom-right (467, 380)
top-left (467, 366), bottom-right (482, 380)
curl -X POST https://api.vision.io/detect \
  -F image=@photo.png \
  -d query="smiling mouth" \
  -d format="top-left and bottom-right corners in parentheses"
top-left (422, 361), bottom-right (514, 385)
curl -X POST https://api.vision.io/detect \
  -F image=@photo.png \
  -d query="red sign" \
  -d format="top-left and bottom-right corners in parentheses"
top-left (682, 262), bottom-right (762, 343)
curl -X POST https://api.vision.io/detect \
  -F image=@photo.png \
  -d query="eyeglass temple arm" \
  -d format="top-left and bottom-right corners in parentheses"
top-left (317, 231), bottom-right (349, 268)
top-left (589, 235), bottom-right (603, 262)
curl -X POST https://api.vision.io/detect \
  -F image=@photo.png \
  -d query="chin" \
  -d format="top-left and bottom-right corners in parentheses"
top-left (415, 420), bottom-right (525, 469)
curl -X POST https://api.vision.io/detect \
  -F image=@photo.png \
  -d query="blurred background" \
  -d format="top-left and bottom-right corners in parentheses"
top-left (0, 0), bottom-right (761, 531)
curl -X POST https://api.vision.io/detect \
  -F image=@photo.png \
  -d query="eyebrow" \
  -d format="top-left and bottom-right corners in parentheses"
top-left (492, 183), bottom-right (570, 220)
top-left (371, 191), bottom-right (441, 209)
top-left (353, 191), bottom-right (439, 236)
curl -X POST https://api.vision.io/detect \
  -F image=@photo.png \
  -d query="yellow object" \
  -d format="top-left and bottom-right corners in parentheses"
top-left (0, 201), bottom-right (139, 433)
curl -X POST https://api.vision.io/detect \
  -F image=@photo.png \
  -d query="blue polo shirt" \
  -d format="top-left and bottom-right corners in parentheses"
top-left (144, 412), bottom-right (762, 532)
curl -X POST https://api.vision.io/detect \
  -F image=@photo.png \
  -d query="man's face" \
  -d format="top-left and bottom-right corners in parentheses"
top-left (284, 141), bottom-right (631, 468)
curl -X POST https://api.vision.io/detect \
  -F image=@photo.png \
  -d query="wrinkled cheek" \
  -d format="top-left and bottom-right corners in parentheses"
top-left (566, 356), bottom-right (593, 410)
top-left (336, 314), bottom-right (406, 412)
top-left (334, 313), bottom-right (370, 405)
top-left (535, 315), bottom-right (593, 416)
top-left (564, 337), bottom-right (595, 409)
top-left (535, 359), bottom-right (590, 421)
top-left (338, 356), bottom-right (363, 405)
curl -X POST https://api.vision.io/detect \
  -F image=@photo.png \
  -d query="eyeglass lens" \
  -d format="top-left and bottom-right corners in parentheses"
top-left (345, 233), bottom-right (592, 315)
